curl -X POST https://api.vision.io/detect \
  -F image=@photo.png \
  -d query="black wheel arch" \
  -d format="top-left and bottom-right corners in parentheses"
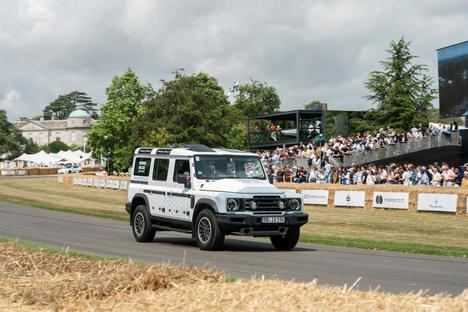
top-left (130, 194), bottom-right (150, 225)
top-left (192, 198), bottom-right (218, 224)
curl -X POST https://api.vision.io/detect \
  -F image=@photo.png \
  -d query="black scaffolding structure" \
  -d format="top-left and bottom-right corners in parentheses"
top-left (247, 109), bottom-right (326, 151)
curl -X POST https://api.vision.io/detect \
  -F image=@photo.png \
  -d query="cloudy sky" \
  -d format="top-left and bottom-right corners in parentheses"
top-left (1, 0), bottom-right (468, 121)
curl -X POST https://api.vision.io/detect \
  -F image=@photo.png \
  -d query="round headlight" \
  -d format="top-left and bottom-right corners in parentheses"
top-left (227, 198), bottom-right (239, 211)
top-left (289, 199), bottom-right (300, 210)
top-left (249, 201), bottom-right (257, 210)
top-left (278, 200), bottom-right (285, 210)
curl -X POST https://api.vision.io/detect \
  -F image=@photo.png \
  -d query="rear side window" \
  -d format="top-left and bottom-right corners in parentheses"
top-left (133, 158), bottom-right (151, 176)
top-left (152, 158), bottom-right (169, 181)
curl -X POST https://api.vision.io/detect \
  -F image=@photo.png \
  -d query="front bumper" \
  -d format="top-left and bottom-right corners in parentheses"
top-left (216, 212), bottom-right (308, 237)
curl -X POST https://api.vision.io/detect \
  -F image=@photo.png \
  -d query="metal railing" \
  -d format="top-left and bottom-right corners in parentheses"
top-left (342, 132), bottom-right (461, 167)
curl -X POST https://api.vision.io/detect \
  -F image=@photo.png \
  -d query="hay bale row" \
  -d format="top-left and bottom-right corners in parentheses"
top-left (1, 242), bottom-right (467, 311)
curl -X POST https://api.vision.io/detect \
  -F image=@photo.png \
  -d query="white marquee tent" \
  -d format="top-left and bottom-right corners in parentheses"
top-left (13, 150), bottom-right (92, 166)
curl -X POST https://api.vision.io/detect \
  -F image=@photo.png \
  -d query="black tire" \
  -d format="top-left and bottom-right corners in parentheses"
top-left (194, 209), bottom-right (225, 250)
top-left (132, 205), bottom-right (156, 242)
top-left (270, 227), bottom-right (300, 250)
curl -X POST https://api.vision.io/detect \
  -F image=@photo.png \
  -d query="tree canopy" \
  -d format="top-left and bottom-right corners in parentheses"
top-left (361, 38), bottom-right (437, 131)
top-left (42, 140), bottom-right (70, 154)
top-left (0, 110), bottom-right (39, 159)
top-left (87, 68), bottom-right (147, 171)
top-left (43, 91), bottom-right (98, 120)
top-left (136, 71), bottom-right (234, 148)
top-left (304, 100), bottom-right (326, 110)
top-left (232, 80), bottom-right (280, 117)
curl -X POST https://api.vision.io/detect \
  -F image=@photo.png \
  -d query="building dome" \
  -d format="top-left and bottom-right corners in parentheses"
top-left (68, 110), bottom-right (90, 118)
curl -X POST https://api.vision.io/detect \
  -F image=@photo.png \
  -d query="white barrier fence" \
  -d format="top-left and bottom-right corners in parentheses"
top-left (60, 176), bottom-right (128, 191)
top-left (59, 178), bottom-right (465, 213)
top-left (294, 189), bottom-right (463, 213)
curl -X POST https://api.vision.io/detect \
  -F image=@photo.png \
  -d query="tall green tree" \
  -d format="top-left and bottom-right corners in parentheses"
top-left (136, 71), bottom-right (234, 148)
top-left (232, 80), bottom-right (281, 117)
top-left (363, 38), bottom-right (437, 131)
top-left (42, 141), bottom-right (70, 153)
top-left (304, 100), bottom-right (327, 110)
top-left (43, 94), bottom-right (75, 120)
top-left (0, 110), bottom-right (39, 159)
top-left (87, 69), bottom-right (147, 172)
top-left (43, 91), bottom-right (98, 120)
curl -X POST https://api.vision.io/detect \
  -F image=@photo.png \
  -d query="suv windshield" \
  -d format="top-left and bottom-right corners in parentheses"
top-left (194, 156), bottom-right (266, 180)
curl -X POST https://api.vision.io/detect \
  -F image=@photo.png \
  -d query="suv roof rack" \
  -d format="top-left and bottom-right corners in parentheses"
top-left (185, 144), bottom-right (215, 152)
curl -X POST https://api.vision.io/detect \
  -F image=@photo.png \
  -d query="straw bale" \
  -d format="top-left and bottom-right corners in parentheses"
top-left (0, 242), bottom-right (467, 312)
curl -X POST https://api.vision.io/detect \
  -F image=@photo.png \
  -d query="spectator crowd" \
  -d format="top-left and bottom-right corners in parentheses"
top-left (263, 162), bottom-right (468, 187)
top-left (257, 122), bottom-right (467, 187)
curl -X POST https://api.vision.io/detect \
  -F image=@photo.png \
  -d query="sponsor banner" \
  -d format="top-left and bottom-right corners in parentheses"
top-left (373, 192), bottom-right (409, 209)
top-left (93, 179), bottom-right (100, 187)
top-left (417, 193), bottom-right (457, 212)
top-left (99, 179), bottom-right (106, 188)
top-left (87, 178), bottom-right (93, 186)
top-left (280, 188), bottom-right (297, 194)
top-left (1, 170), bottom-right (16, 175)
top-left (57, 176), bottom-right (63, 183)
top-left (334, 191), bottom-right (365, 207)
top-left (120, 181), bottom-right (128, 190)
top-left (77, 178), bottom-right (83, 186)
top-left (106, 180), bottom-right (113, 188)
top-left (15, 170), bottom-right (27, 175)
top-left (301, 190), bottom-right (329, 205)
top-left (72, 178), bottom-right (78, 185)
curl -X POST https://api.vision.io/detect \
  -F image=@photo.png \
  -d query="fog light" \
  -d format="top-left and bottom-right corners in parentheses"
top-left (278, 201), bottom-right (285, 209)
top-left (249, 201), bottom-right (257, 210)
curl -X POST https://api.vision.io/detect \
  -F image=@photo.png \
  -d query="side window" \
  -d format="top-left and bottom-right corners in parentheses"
top-left (152, 158), bottom-right (169, 181)
top-left (133, 157), bottom-right (151, 176)
top-left (173, 159), bottom-right (190, 182)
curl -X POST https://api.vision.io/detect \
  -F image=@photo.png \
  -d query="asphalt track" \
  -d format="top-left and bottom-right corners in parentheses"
top-left (0, 201), bottom-right (467, 295)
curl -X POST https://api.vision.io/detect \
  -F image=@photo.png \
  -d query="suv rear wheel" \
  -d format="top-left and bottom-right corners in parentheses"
top-left (194, 209), bottom-right (225, 250)
top-left (270, 227), bottom-right (300, 250)
top-left (132, 205), bottom-right (156, 242)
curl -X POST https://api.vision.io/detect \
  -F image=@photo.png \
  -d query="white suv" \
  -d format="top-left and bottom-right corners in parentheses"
top-left (125, 144), bottom-right (308, 251)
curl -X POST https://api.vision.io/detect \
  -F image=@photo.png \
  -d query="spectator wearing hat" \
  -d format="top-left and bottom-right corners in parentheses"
top-left (462, 171), bottom-right (468, 188)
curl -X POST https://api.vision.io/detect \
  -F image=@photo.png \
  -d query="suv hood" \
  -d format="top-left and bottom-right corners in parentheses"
top-left (199, 179), bottom-right (285, 194)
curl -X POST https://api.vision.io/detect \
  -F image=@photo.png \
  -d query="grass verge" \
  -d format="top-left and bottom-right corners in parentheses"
top-left (1, 177), bottom-right (467, 258)
top-left (0, 236), bottom-right (120, 261)
top-left (300, 234), bottom-right (468, 257)
top-left (0, 194), bottom-right (128, 222)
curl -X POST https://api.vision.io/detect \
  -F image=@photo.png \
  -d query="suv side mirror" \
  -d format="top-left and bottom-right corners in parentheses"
top-left (177, 173), bottom-right (191, 189)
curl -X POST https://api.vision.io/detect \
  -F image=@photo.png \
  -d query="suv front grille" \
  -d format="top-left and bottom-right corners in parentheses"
top-left (244, 196), bottom-right (281, 211)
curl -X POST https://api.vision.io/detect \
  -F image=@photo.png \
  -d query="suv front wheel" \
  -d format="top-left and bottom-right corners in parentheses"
top-left (194, 209), bottom-right (225, 250)
top-left (270, 227), bottom-right (300, 250)
top-left (132, 205), bottom-right (156, 242)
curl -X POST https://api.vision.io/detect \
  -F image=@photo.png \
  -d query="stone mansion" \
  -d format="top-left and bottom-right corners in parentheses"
top-left (13, 110), bottom-right (95, 147)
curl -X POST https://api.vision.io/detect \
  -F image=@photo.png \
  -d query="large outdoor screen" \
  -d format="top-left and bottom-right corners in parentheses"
top-left (437, 40), bottom-right (468, 117)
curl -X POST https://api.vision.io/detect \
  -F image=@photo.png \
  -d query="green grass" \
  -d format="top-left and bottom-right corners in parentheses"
top-left (0, 194), bottom-right (128, 222)
top-left (1, 177), bottom-right (468, 258)
top-left (300, 234), bottom-right (468, 258)
top-left (0, 236), bottom-right (121, 261)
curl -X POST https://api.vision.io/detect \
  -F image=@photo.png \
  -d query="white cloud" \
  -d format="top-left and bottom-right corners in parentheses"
top-left (0, 89), bottom-right (24, 119)
top-left (0, 0), bottom-right (468, 121)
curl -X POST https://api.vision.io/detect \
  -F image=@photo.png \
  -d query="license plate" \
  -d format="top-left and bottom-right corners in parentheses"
top-left (261, 216), bottom-right (286, 224)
